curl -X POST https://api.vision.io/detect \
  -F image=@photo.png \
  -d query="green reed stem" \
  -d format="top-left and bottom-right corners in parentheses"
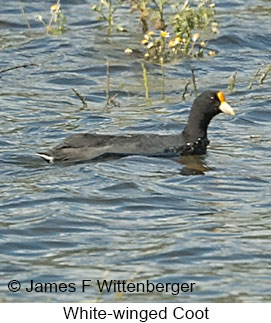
top-left (141, 62), bottom-right (150, 102)
top-left (248, 63), bottom-right (263, 89)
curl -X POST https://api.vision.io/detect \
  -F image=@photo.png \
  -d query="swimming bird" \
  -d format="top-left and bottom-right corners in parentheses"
top-left (37, 90), bottom-right (235, 163)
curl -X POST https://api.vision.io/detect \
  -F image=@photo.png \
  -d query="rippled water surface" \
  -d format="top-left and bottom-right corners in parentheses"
top-left (1, 0), bottom-right (271, 302)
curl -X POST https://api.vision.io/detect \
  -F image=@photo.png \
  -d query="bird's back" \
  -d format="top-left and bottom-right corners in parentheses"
top-left (40, 132), bottom-right (186, 162)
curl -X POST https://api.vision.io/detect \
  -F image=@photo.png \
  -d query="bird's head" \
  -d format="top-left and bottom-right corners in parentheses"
top-left (194, 90), bottom-right (235, 117)
top-left (183, 90), bottom-right (235, 142)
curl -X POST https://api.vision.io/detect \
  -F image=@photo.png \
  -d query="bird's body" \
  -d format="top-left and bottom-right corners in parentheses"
top-left (37, 90), bottom-right (235, 163)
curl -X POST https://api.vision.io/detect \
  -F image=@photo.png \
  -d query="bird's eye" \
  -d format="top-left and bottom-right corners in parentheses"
top-left (210, 96), bottom-right (215, 101)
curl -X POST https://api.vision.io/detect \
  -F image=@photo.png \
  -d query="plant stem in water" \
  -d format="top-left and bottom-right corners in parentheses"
top-left (191, 66), bottom-right (198, 96)
top-left (248, 63), bottom-right (263, 89)
top-left (141, 62), bottom-right (150, 102)
top-left (105, 61), bottom-right (110, 108)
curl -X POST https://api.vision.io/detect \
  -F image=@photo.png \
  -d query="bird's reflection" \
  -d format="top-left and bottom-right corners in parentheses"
top-left (30, 150), bottom-right (213, 176)
top-left (172, 155), bottom-right (213, 175)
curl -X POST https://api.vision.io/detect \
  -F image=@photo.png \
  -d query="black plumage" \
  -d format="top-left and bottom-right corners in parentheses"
top-left (37, 90), bottom-right (235, 163)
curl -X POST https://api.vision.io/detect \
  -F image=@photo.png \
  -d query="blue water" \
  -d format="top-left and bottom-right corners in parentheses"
top-left (0, 0), bottom-right (271, 302)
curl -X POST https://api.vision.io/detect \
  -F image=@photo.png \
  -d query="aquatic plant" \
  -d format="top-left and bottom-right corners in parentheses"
top-left (92, 0), bottom-right (217, 61)
top-left (228, 71), bottom-right (237, 92)
top-left (92, 0), bottom-right (124, 33)
top-left (36, 0), bottom-right (67, 35)
top-left (138, 0), bottom-right (217, 61)
top-left (227, 63), bottom-right (270, 93)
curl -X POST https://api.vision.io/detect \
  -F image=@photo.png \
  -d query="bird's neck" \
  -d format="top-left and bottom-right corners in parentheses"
top-left (182, 110), bottom-right (213, 143)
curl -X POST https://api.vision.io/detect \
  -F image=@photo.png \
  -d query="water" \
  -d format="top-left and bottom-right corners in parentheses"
top-left (0, 0), bottom-right (271, 302)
